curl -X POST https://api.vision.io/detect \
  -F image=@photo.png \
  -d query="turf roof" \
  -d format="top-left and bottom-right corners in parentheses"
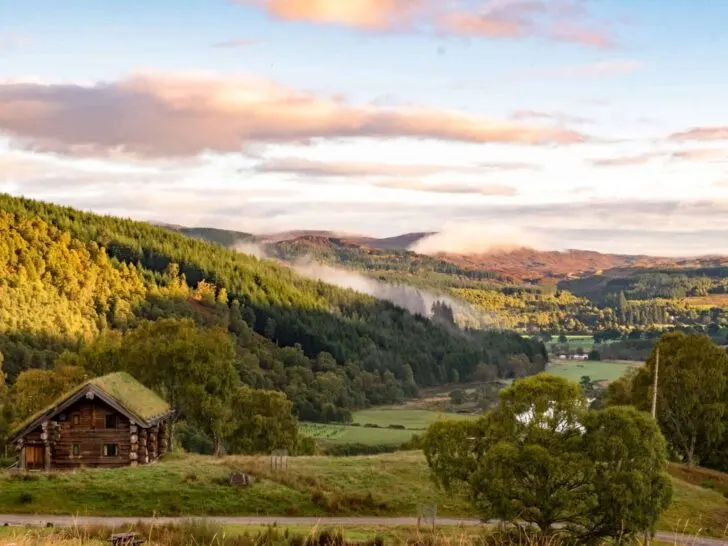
top-left (10, 372), bottom-right (171, 439)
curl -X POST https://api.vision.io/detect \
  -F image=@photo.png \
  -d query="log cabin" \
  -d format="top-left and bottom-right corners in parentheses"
top-left (8, 372), bottom-right (174, 471)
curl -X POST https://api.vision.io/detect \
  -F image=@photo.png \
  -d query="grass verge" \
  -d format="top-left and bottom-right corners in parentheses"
top-left (0, 452), bottom-right (726, 538)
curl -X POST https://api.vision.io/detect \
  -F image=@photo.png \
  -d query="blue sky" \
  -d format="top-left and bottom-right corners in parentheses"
top-left (0, 0), bottom-right (727, 255)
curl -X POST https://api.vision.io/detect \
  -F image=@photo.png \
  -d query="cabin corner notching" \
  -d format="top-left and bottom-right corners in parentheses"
top-left (9, 372), bottom-right (173, 471)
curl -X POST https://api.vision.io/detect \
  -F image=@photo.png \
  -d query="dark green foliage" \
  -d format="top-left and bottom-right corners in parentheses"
top-left (320, 443), bottom-right (400, 456)
top-left (424, 376), bottom-right (673, 542)
top-left (612, 332), bottom-right (728, 469)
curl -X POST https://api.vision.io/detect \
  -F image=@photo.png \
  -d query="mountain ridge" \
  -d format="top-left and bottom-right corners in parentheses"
top-left (165, 226), bottom-right (727, 283)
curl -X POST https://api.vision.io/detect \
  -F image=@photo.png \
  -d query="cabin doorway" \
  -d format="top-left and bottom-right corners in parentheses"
top-left (25, 445), bottom-right (45, 471)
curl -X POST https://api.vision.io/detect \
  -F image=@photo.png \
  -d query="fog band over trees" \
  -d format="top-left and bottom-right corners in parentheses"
top-left (234, 242), bottom-right (497, 328)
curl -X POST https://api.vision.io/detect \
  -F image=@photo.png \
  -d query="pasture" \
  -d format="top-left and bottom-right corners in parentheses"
top-left (300, 408), bottom-right (477, 446)
top-left (544, 359), bottom-right (639, 383)
top-left (298, 423), bottom-right (414, 445)
top-left (548, 334), bottom-right (595, 351)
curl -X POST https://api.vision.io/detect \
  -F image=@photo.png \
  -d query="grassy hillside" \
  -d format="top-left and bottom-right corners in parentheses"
top-left (0, 452), bottom-right (725, 538)
top-left (0, 194), bottom-right (547, 423)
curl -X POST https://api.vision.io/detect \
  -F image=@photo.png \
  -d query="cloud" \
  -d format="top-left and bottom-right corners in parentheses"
top-left (372, 179), bottom-right (517, 196)
top-left (253, 157), bottom-right (540, 177)
top-left (411, 223), bottom-right (542, 255)
top-left (669, 127), bottom-right (728, 142)
top-left (237, 0), bottom-right (612, 48)
top-left (670, 148), bottom-right (726, 162)
top-left (589, 153), bottom-right (660, 167)
top-left (0, 32), bottom-right (34, 52)
top-left (527, 59), bottom-right (643, 79)
top-left (478, 161), bottom-right (540, 171)
top-left (511, 110), bottom-right (592, 125)
top-left (254, 157), bottom-right (468, 177)
top-left (0, 72), bottom-right (588, 157)
top-left (212, 38), bottom-right (261, 48)
top-left (591, 148), bottom-right (727, 167)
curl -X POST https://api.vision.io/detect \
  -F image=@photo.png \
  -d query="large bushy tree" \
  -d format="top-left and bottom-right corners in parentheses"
top-left (611, 332), bottom-right (728, 467)
top-left (424, 375), bottom-right (672, 542)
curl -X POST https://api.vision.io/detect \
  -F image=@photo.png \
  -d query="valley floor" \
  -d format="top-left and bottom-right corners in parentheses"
top-left (0, 452), bottom-right (726, 539)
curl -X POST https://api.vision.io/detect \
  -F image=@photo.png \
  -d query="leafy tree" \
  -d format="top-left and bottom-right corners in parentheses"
top-left (579, 375), bottom-right (593, 396)
top-left (225, 385), bottom-right (299, 454)
top-left (624, 332), bottom-right (728, 467)
top-left (449, 388), bottom-right (466, 405)
top-left (424, 375), bottom-right (672, 542)
top-left (579, 406), bottom-right (673, 542)
top-left (11, 364), bottom-right (86, 422)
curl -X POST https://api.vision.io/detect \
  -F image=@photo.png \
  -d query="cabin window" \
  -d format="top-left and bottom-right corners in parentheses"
top-left (72, 414), bottom-right (80, 426)
top-left (58, 413), bottom-right (67, 422)
top-left (103, 444), bottom-right (118, 457)
top-left (72, 444), bottom-right (80, 457)
top-left (105, 414), bottom-right (118, 429)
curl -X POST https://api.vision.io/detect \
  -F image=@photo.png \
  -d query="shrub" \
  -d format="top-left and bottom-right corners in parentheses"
top-left (17, 491), bottom-right (34, 505)
top-left (387, 424), bottom-right (406, 430)
top-left (701, 479), bottom-right (716, 489)
top-left (363, 423), bottom-right (380, 428)
top-left (321, 443), bottom-right (399, 456)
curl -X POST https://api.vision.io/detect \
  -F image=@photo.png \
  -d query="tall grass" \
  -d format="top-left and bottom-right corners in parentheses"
top-left (2, 521), bottom-right (726, 546)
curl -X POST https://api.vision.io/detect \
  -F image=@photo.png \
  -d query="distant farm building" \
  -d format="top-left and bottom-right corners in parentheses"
top-left (9, 372), bottom-right (173, 471)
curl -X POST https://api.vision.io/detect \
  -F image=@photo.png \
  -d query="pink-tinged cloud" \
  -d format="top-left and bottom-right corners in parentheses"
top-left (511, 109), bottom-right (592, 124)
top-left (255, 157), bottom-right (541, 177)
top-left (238, 0), bottom-right (423, 30)
top-left (373, 179), bottom-right (518, 196)
top-left (670, 148), bottom-right (726, 162)
top-left (441, 12), bottom-right (524, 38)
top-left (237, 0), bottom-right (612, 48)
top-left (548, 24), bottom-right (612, 49)
top-left (590, 153), bottom-right (660, 167)
top-left (0, 72), bottom-right (588, 157)
top-left (669, 127), bottom-right (728, 142)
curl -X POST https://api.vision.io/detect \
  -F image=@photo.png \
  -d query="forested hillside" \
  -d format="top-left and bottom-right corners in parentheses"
top-left (0, 194), bottom-right (546, 425)
top-left (175, 228), bottom-right (728, 337)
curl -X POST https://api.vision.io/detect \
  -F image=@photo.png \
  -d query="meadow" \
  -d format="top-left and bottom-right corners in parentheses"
top-left (547, 334), bottom-right (595, 351)
top-left (544, 359), bottom-right (639, 383)
top-left (300, 409), bottom-right (477, 446)
top-left (0, 452), bottom-right (726, 539)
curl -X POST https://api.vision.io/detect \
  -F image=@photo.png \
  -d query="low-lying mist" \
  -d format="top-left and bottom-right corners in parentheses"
top-left (410, 223), bottom-right (543, 255)
top-left (233, 242), bottom-right (497, 329)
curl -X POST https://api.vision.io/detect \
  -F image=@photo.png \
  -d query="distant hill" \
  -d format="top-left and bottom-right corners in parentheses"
top-left (164, 224), bottom-right (728, 336)
top-left (165, 225), bottom-right (726, 283)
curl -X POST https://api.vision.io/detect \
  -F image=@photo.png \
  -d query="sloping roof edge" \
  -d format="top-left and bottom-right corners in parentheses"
top-left (8, 378), bottom-right (173, 443)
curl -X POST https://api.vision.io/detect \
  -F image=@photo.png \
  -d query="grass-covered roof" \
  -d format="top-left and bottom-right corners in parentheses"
top-left (10, 372), bottom-right (172, 439)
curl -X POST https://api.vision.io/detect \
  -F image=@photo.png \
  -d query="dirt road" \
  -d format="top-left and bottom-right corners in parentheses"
top-left (0, 515), bottom-right (725, 545)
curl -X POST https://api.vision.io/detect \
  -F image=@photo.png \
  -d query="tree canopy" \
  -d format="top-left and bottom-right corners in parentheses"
top-left (607, 332), bottom-right (728, 469)
top-left (424, 375), bottom-right (672, 542)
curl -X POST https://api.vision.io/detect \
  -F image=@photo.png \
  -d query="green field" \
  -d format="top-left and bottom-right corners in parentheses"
top-left (0, 452), bottom-right (725, 538)
top-left (300, 408), bottom-right (478, 446)
top-left (548, 335), bottom-right (595, 350)
top-left (298, 423), bottom-right (415, 445)
top-left (352, 408), bottom-right (477, 429)
top-left (545, 360), bottom-right (639, 383)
